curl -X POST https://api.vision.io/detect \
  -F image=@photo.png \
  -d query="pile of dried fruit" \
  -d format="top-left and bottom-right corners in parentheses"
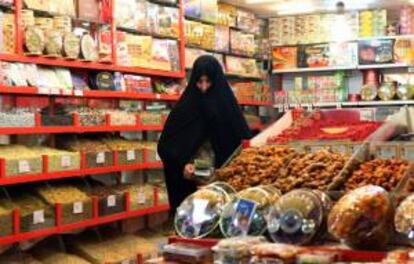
top-left (215, 146), bottom-right (296, 191)
top-left (275, 150), bottom-right (351, 193)
top-left (345, 159), bottom-right (409, 191)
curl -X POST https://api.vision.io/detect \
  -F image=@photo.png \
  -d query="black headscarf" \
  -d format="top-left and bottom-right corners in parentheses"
top-left (158, 55), bottom-right (252, 212)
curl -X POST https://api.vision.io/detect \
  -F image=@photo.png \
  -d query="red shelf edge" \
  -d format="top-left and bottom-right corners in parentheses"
top-left (0, 53), bottom-right (185, 78)
top-left (0, 204), bottom-right (170, 245)
top-left (0, 162), bottom-right (163, 186)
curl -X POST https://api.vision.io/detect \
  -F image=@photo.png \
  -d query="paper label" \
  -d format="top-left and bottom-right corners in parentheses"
top-left (233, 199), bottom-right (257, 236)
top-left (33, 210), bottom-right (45, 224)
top-left (138, 191), bottom-right (146, 205)
top-left (192, 199), bottom-right (209, 225)
top-left (18, 160), bottom-right (31, 173)
top-left (61, 155), bottom-right (71, 168)
top-left (73, 201), bottom-right (84, 214)
top-left (96, 152), bottom-right (105, 164)
top-left (155, 94), bottom-right (161, 99)
top-left (126, 150), bottom-right (135, 161)
top-left (107, 195), bottom-right (116, 207)
top-left (74, 90), bottom-right (84, 96)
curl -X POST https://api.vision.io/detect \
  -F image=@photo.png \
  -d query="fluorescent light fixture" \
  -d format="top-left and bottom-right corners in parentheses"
top-left (245, 0), bottom-right (278, 4)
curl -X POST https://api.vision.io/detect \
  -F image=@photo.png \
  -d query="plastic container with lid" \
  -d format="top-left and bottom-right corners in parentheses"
top-left (267, 189), bottom-right (329, 245)
top-left (328, 185), bottom-right (393, 250)
top-left (212, 236), bottom-right (265, 264)
top-left (396, 84), bottom-right (413, 100)
top-left (395, 193), bottom-right (414, 246)
top-left (174, 182), bottom-right (236, 239)
top-left (219, 185), bottom-right (282, 238)
top-left (360, 84), bottom-right (377, 101)
top-left (378, 82), bottom-right (396, 101)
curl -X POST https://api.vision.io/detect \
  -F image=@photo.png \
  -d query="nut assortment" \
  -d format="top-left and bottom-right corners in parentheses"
top-left (0, 109), bottom-right (35, 127)
top-left (276, 150), bottom-right (350, 193)
top-left (216, 146), bottom-right (297, 191)
top-left (394, 194), bottom-right (414, 238)
top-left (345, 159), bottom-right (409, 191)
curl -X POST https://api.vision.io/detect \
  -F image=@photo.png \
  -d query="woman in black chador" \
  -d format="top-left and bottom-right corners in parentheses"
top-left (158, 55), bottom-right (252, 214)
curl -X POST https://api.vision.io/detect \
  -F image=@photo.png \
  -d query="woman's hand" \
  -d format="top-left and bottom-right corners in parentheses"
top-left (183, 163), bottom-right (195, 180)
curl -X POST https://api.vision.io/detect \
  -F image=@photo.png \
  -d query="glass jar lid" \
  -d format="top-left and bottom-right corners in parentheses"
top-left (267, 189), bottom-right (324, 245)
top-left (220, 185), bottom-right (282, 238)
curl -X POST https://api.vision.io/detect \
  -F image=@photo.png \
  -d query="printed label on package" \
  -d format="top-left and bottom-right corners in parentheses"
top-left (126, 150), bottom-right (136, 161)
top-left (232, 199), bottom-right (257, 236)
top-left (18, 160), bottom-right (31, 173)
top-left (73, 201), bottom-right (83, 214)
top-left (33, 210), bottom-right (45, 224)
top-left (107, 195), bottom-right (116, 207)
top-left (96, 152), bottom-right (105, 164)
top-left (61, 155), bottom-right (71, 168)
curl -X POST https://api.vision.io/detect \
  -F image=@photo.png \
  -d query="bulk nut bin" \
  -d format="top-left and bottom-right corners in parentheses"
top-left (175, 182), bottom-right (236, 239)
top-left (67, 140), bottom-right (114, 168)
top-left (267, 189), bottom-right (332, 245)
top-left (12, 193), bottom-right (55, 233)
top-left (89, 185), bottom-right (127, 217)
top-left (220, 185), bottom-right (282, 238)
top-left (0, 145), bottom-right (43, 177)
top-left (143, 142), bottom-right (160, 163)
top-left (36, 185), bottom-right (92, 225)
top-left (126, 184), bottom-right (155, 211)
top-left (328, 185), bottom-right (393, 250)
top-left (0, 109), bottom-right (35, 127)
top-left (139, 112), bottom-right (163, 126)
top-left (0, 198), bottom-right (13, 237)
top-left (212, 236), bottom-right (265, 264)
top-left (104, 139), bottom-right (144, 166)
top-left (395, 193), bottom-right (414, 245)
top-left (31, 147), bottom-right (80, 172)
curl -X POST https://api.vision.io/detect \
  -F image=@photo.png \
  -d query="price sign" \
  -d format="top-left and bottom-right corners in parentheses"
top-left (61, 156), bottom-right (71, 168)
top-left (96, 152), bottom-right (105, 164)
top-left (73, 202), bottom-right (83, 214)
top-left (126, 150), bottom-right (135, 161)
top-left (138, 191), bottom-right (146, 205)
top-left (107, 195), bottom-right (116, 207)
top-left (33, 210), bottom-right (45, 224)
top-left (18, 160), bottom-right (31, 173)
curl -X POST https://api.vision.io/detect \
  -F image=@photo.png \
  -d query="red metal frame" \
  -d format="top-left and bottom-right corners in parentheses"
top-left (1, 188), bottom-right (169, 245)
top-left (0, 150), bottom-right (163, 186)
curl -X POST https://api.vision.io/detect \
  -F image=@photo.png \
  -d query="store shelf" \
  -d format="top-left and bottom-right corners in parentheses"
top-left (272, 66), bottom-right (357, 74)
top-left (274, 100), bottom-right (414, 109)
top-left (185, 44), bottom-right (261, 60)
top-left (357, 63), bottom-right (410, 69)
top-left (0, 151), bottom-right (163, 186)
top-left (0, 193), bottom-right (169, 245)
top-left (147, 0), bottom-right (179, 7)
top-left (0, 53), bottom-right (185, 78)
top-left (117, 27), bottom-right (179, 40)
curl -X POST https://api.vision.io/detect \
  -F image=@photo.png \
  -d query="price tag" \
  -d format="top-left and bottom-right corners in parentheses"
top-left (155, 94), bottom-right (161, 99)
top-left (138, 191), bottom-right (146, 205)
top-left (33, 210), bottom-right (45, 224)
top-left (96, 152), bottom-right (105, 164)
top-left (38, 87), bottom-right (50, 94)
top-left (73, 201), bottom-right (83, 214)
top-left (74, 90), bottom-right (84, 97)
top-left (107, 195), bottom-right (116, 207)
top-left (126, 150), bottom-right (135, 161)
top-left (50, 88), bottom-right (60, 95)
top-left (278, 105), bottom-right (283, 112)
top-left (61, 156), bottom-right (71, 168)
top-left (61, 89), bottom-right (72, 95)
top-left (336, 102), bottom-right (342, 109)
top-left (18, 160), bottom-right (31, 173)
top-left (155, 152), bottom-right (161, 161)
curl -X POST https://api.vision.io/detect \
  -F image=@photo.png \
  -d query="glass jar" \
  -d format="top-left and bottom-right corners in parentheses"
top-left (267, 189), bottom-right (327, 245)
top-left (219, 185), bottom-right (282, 238)
top-left (174, 182), bottom-right (235, 239)
top-left (328, 185), bottom-right (393, 250)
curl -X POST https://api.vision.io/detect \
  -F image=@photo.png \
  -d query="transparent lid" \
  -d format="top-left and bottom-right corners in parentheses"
top-left (397, 84), bottom-right (412, 100)
top-left (378, 83), bottom-right (395, 101)
top-left (174, 182), bottom-right (235, 239)
top-left (360, 84), bottom-right (377, 101)
top-left (220, 186), bottom-right (282, 238)
top-left (267, 189), bottom-right (324, 245)
top-left (395, 193), bottom-right (414, 243)
top-left (328, 185), bottom-right (391, 242)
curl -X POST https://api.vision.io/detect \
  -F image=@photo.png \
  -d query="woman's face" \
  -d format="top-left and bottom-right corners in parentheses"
top-left (196, 75), bottom-right (211, 93)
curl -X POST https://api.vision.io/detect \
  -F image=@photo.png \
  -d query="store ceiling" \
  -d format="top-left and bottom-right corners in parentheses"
top-left (222, 0), bottom-right (413, 17)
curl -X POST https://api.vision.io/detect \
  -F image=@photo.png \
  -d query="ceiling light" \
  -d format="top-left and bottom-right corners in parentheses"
top-left (271, 1), bottom-right (316, 15)
top-left (245, 0), bottom-right (279, 4)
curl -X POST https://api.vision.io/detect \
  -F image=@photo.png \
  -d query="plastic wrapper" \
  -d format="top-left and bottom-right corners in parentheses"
top-left (395, 194), bottom-right (414, 245)
top-left (250, 243), bottom-right (302, 264)
top-left (267, 189), bottom-right (330, 245)
top-left (36, 184), bottom-right (92, 225)
top-left (175, 182), bottom-right (235, 238)
top-left (328, 185), bottom-right (393, 250)
top-left (220, 185), bottom-right (281, 237)
top-left (212, 236), bottom-right (265, 264)
top-left (163, 243), bottom-right (212, 264)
